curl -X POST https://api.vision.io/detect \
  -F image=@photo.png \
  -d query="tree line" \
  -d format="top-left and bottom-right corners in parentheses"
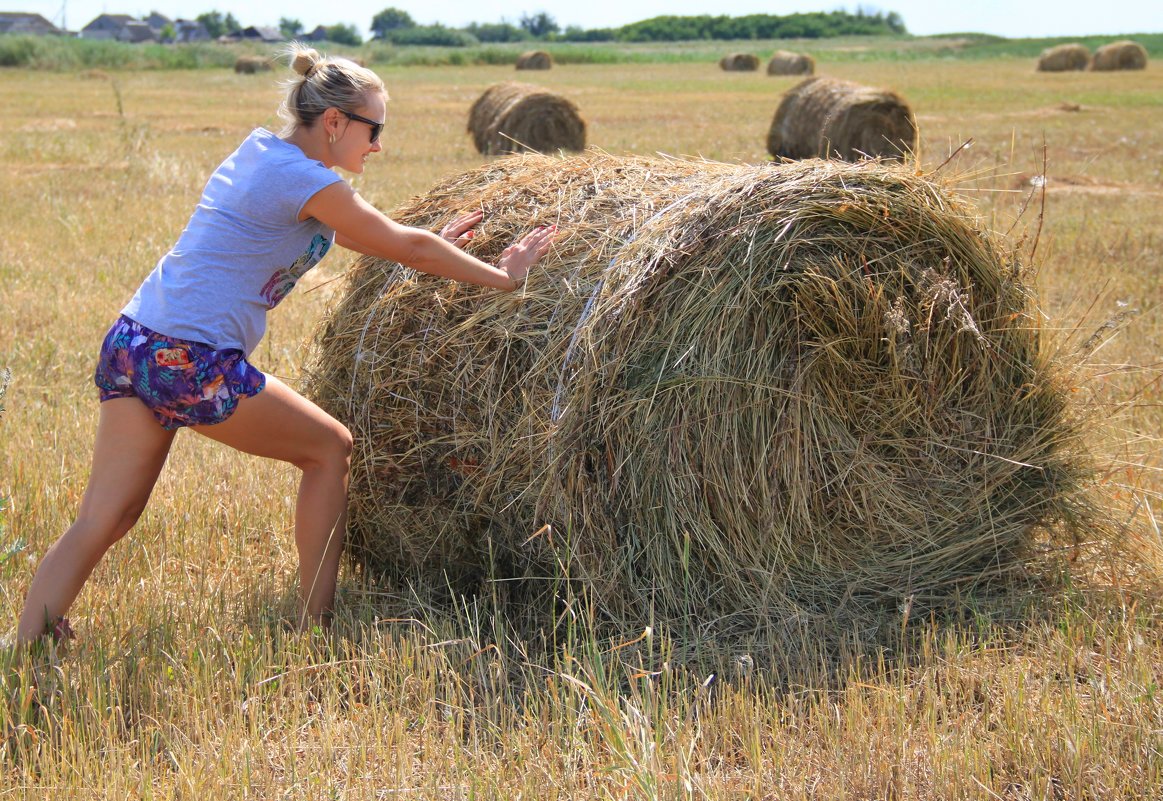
top-left (371, 8), bottom-right (907, 46)
top-left (194, 8), bottom-right (907, 48)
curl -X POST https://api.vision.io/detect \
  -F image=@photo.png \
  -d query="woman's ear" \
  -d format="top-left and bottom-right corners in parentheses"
top-left (322, 107), bottom-right (338, 136)
top-left (321, 107), bottom-right (342, 144)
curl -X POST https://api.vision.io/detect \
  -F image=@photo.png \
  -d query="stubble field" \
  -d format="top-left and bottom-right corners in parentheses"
top-left (1, 53), bottom-right (1161, 798)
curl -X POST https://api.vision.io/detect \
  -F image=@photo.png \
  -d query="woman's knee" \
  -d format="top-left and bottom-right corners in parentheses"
top-left (71, 499), bottom-right (147, 551)
top-left (334, 422), bottom-right (354, 466)
top-left (299, 420), bottom-right (353, 474)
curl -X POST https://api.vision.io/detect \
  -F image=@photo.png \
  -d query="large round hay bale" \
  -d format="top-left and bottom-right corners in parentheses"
top-left (719, 53), bottom-right (760, 71)
top-left (515, 50), bottom-right (553, 70)
top-left (1091, 40), bottom-right (1148, 71)
top-left (466, 82), bottom-right (586, 156)
top-left (767, 50), bottom-right (815, 76)
top-left (1036, 43), bottom-right (1090, 71)
top-left (767, 76), bottom-right (917, 162)
top-left (233, 55), bottom-right (272, 75)
top-left (306, 152), bottom-right (1092, 639)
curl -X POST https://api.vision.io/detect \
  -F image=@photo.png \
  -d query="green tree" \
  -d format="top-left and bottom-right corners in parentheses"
top-left (280, 17), bottom-right (303, 39)
top-left (464, 22), bottom-right (529, 43)
top-left (197, 10), bottom-right (243, 38)
top-left (615, 11), bottom-right (904, 42)
top-left (371, 7), bottom-right (415, 38)
top-left (385, 24), bottom-right (477, 46)
top-left (560, 25), bottom-right (615, 42)
top-left (196, 11), bottom-right (226, 38)
top-left (519, 11), bottom-right (559, 38)
top-left (324, 23), bottom-right (363, 45)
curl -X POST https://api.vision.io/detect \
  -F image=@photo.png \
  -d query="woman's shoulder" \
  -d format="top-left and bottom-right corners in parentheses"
top-left (243, 128), bottom-right (301, 161)
top-left (214, 129), bottom-right (341, 214)
top-left (236, 129), bottom-right (333, 177)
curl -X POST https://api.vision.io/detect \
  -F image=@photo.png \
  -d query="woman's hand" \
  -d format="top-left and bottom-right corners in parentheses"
top-left (439, 210), bottom-right (483, 249)
top-left (498, 225), bottom-right (556, 289)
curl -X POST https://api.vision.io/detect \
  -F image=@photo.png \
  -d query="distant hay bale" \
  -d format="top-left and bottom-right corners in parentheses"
top-left (516, 50), bottom-right (553, 70)
top-left (233, 55), bottom-right (272, 75)
top-left (1091, 40), bottom-right (1148, 71)
top-left (466, 82), bottom-right (585, 156)
top-left (1036, 44), bottom-right (1090, 71)
top-left (767, 50), bottom-right (815, 76)
top-left (719, 53), bottom-right (760, 71)
top-left (767, 76), bottom-right (917, 162)
top-left (305, 152), bottom-right (1095, 642)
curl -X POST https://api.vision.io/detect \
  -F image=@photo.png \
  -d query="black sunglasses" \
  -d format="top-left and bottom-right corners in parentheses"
top-left (339, 109), bottom-right (383, 144)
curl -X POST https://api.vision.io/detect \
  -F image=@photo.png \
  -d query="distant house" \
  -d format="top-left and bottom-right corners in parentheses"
top-left (121, 20), bottom-right (156, 43)
top-left (174, 18), bottom-right (210, 43)
top-left (303, 25), bottom-right (329, 42)
top-left (238, 25), bottom-right (282, 43)
top-left (144, 12), bottom-right (171, 32)
top-left (144, 12), bottom-right (171, 40)
top-left (80, 14), bottom-right (161, 43)
top-left (80, 14), bottom-right (134, 40)
top-left (0, 11), bottom-right (63, 35)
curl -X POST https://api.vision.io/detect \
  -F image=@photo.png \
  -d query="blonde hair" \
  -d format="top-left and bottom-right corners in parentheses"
top-left (277, 42), bottom-right (387, 136)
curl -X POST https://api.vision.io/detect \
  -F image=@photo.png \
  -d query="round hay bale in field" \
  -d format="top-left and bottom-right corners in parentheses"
top-left (466, 82), bottom-right (586, 156)
top-left (767, 50), bottom-right (815, 76)
top-left (306, 152), bottom-right (1093, 640)
top-left (516, 50), bottom-right (553, 70)
top-left (1091, 40), bottom-right (1148, 71)
top-left (720, 53), bottom-right (761, 71)
top-left (767, 76), bottom-right (917, 162)
top-left (233, 55), bottom-right (272, 75)
top-left (1036, 44), bottom-right (1090, 71)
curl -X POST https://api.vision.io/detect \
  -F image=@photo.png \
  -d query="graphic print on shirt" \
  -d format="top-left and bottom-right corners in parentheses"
top-left (260, 234), bottom-right (331, 309)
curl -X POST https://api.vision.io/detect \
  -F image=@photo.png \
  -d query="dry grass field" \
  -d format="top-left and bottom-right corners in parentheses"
top-left (1, 54), bottom-right (1161, 799)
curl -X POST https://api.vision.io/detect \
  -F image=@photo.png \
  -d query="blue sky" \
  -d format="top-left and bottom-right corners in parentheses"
top-left (10, 0), bottom-right (1161, 39)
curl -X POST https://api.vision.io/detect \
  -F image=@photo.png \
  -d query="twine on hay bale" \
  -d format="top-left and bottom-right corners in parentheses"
top-left (516, 50), bottom-right (553, 70)
top-left (1036, 44), bottom-right (1090, 72)
top-left (1091, 40), bottom-right (1148, 71)
top-left (767, 50), bottom-right (815, 76)
top-left (466, 82), bottom-right (586, 156)
top-left (305, 152), bottom-right (1099, 641)
top-left (719, 53), bottom-right (760, 71)
top-left (767, 76), bottom-right (917, 162)
top-left (233, 55), bottom-right (272, 74)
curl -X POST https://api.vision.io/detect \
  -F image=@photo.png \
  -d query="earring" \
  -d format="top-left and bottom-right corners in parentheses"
top-left (329, 133), bottom-right (336, 144)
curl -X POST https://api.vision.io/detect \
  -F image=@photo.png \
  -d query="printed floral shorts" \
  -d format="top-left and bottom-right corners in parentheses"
top-left (94, 315), bottom-right (265, 430)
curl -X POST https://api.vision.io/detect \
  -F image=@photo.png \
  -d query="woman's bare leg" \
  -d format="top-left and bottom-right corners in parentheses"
top-left (194, 375), bottom-right (352, 629)
top-left (16, 398), bottom-right (176, 644)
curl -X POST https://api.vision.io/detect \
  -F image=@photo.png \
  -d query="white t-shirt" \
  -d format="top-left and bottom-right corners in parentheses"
top-left (123, 128), bottom-right (344, 355)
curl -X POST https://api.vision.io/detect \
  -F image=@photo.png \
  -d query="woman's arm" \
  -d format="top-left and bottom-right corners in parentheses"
top-left (303, 182), bottom-right (552, 291)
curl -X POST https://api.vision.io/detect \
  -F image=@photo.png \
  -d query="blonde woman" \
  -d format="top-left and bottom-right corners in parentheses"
top-left (16, 44), bottom-right (554, 645)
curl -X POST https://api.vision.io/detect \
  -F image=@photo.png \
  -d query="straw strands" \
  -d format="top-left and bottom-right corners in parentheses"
top-left (767, 50), bottom-right (816, 76)
top-left (720, 53), bottom-right (760, 71)
top-left (306, 152), bottom-right (1096, 642)
top-left (516, 50), bottom-right (553, 70)
top-left (767, 76), bottom-right (917, 162)
top-left (1091, 40), bottom-right (1148, 71)
top-left (1036, 44), bottom-right (1090, 72)
top-left (466, 82), bottom-right (586, 156)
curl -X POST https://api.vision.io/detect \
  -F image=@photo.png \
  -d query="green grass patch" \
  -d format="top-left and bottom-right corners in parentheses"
top-left (3, 32), bottom-right (1162, 71)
